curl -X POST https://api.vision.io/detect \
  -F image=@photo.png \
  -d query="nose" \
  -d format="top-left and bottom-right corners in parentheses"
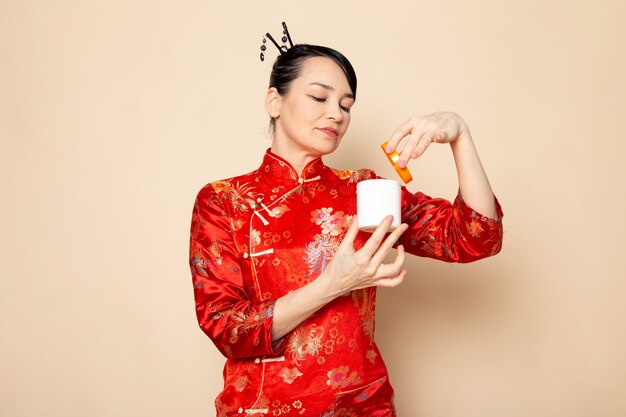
top-left (326, 102), bottom-right (343, 122)
top-left (326, 100), bottom-right (343, 123)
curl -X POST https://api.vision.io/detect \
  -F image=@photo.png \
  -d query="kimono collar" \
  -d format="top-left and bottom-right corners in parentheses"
top-left (259, 148), bottom-right (326, 183)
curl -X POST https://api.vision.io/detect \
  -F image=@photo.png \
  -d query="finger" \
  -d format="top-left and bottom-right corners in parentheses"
top-left (370, 226), bottom-right (408, 267)
top-left (391, 244), bottom-right (407, 270)
top-left (357, 215), bottom-right (395, 258)
top-left (397, 131), bottom-right (422, 168)
top-left (374, 269), bottom-right (407, 288)
top-left (432, 133), bottom-right (446, 143)
top-left (385, 118), bottom-right (415, 154)
top-left (374, 244), bottom-right (406, 278)
top-left (339, 214), bottom-right (360, 250)
top-left (351, 269), bottom-right (407, 291)
top-left (412, 134), bottom-right (434, 159)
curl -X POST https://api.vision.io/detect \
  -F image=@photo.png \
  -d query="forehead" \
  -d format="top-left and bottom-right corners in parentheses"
top-left (295, 56), bottom-right (351, 92)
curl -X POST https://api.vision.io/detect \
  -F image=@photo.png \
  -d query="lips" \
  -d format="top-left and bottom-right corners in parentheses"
top-left (318, 127), bottom-right (339, 138)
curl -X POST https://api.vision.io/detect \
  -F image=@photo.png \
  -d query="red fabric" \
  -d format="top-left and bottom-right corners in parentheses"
top-left (189, 149), bottom-right (503, 416)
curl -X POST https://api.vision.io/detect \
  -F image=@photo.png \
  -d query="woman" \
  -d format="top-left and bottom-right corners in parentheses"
top-left (189, 38), bottom-right (503, 416)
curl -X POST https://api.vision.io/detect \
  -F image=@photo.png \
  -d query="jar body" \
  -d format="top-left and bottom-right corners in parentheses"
top-left (356, 179), bottom-right (401, 232)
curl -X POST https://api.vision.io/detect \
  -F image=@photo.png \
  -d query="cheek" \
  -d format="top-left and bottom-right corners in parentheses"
top-left (300, 102), bottom-right (323, 121)
top-left (342, 114), bottom-right (351, 130)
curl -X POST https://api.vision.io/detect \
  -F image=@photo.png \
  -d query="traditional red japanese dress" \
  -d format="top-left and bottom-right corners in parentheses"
top-left (189, 149), bottom-right (503, 416)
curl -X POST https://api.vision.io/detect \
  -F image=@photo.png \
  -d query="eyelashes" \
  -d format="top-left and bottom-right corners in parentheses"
top-left (308, 95), bottom-right (351, 113)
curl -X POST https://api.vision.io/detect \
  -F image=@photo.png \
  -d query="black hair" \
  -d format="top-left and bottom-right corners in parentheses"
top-left (268, 44), bottom-right (357, 131)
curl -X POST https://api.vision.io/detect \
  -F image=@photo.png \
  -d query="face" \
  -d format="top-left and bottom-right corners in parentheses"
top-left (268, 56), bottom-right (355, 159)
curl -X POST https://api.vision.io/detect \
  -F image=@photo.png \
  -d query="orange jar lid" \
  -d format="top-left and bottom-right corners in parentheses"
top-left (381, 141), bottom-right (413, 184)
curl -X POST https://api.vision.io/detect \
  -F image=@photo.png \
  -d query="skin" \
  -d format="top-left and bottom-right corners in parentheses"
top-left (266, 57), bottom-right (354, 175)
top-left (386, 112), bottom-right (496, 218)
top-left (265, 57), bottom-right (496, 341)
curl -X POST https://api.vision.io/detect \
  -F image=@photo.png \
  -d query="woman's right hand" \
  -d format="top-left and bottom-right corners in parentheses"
top-left (320, 215), bottom-right (408, 298)
top-left (271, 215), bottom-right (408, 341)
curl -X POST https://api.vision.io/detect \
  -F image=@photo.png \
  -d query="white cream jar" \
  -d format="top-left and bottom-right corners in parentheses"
top-left (356, 179), bottom-right (401, 232)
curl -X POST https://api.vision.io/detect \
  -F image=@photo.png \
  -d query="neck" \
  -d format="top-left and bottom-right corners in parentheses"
top-left (271, 138), bottom-right (319, 177)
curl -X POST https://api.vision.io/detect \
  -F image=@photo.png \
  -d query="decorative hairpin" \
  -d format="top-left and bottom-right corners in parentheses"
top-left (260, 22), bottom-right (294, 62)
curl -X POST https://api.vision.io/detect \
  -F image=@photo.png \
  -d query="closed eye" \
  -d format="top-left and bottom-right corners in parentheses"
top-left (309, 95), bottom-right (351, 113)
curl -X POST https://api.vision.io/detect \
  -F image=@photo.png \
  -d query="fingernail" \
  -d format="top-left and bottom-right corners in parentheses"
top-left (398, 160), bottom-right (406, 168)
top-left (386, 145), bottom-right (393, 153)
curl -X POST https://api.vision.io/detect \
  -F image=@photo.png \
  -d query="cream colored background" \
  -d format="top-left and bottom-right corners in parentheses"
top-left (1, 1), bottom-right (625, 416)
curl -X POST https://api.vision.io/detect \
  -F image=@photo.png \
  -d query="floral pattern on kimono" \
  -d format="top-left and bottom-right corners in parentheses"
top-left (189, 148), bottom-right (503, 416)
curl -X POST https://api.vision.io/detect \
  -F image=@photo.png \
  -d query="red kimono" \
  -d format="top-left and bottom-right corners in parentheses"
top-left (189, 149), bottom-right (503, 416)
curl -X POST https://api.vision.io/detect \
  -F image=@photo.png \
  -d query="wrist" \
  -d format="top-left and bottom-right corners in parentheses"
top-left (450, 123), bottom-right (473, 152)
top-left (313, 269), bottom-right (341, 302)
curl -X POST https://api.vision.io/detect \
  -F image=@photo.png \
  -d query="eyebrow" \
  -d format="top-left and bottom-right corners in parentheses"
top-left (309, 82), bottom-right (355, 100)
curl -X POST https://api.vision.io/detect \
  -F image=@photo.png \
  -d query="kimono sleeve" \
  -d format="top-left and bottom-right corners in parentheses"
top-left (398, 187), bottom-right (504, 263)
top-left (189, 184), bottom-right (286, 359)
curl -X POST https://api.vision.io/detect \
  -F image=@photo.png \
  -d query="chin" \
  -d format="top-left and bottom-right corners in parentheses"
top-left (312, 140), bottom-right (341, 156)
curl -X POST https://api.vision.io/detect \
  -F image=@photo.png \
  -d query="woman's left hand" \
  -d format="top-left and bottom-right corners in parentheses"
top-left (385, 111), bottom-right (468, 168)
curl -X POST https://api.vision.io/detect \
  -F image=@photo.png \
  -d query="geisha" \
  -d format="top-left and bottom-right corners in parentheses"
top-left (189, 22), bottom-right (503, 417)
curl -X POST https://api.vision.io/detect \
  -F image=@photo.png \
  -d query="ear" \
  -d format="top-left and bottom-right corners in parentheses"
top-left (265, 87), bottom-right (281, 119)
